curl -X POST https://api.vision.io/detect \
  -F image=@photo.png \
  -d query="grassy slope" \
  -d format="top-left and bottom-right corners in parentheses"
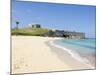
top-left (11, 27), bottom-right (49, 36)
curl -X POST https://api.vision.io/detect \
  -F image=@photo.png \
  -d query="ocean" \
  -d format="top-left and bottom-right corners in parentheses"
top-left (53, 38), bottom-right (96, 66)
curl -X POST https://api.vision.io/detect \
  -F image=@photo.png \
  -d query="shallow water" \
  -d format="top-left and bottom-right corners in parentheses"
top-left (53, 38), bottom-right (96, 66)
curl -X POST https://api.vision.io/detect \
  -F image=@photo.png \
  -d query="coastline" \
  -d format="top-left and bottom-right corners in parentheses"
top-left (12, 36), bottom-right (95, 74)
top-left (46, 39), bottom-right (95, 69)
top-left (49, 38), bottom-right (96, 67)
top-left (12, 36), bottom-right (70, 74)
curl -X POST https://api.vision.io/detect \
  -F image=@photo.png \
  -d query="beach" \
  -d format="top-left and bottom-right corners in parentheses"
top-left (11, 36), bottom-right (94, 74)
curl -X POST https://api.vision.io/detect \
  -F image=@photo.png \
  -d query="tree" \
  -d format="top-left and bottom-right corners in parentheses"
top-left (16, 21), bottom-right (19, 30)
top-left (16, 21), bottom-right (19, 35)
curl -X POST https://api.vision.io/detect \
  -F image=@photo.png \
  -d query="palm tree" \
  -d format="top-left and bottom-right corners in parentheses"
top-left (16, 21), bottom-right (19, 30)
top-left (16, 21), bottom-right (19, 35)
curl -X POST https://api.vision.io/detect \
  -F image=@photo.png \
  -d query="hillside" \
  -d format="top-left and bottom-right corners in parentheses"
top-left (11, 27), bottom-right (49, 36)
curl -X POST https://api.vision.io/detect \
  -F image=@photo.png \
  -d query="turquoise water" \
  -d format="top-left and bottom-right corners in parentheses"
top-left (53, 38), bottom-right (96, 63)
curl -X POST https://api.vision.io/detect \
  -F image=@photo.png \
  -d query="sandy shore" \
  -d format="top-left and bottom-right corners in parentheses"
top-left (11, 36), bottom-right (94, 74)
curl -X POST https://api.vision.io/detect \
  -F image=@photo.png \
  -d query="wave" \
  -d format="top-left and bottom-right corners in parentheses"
top-left (61, 39), bottom-right (96, 49)
top-left (49, 40), bottom-right (94, 69)
top-left (62, 40), bottom-right (96, 49)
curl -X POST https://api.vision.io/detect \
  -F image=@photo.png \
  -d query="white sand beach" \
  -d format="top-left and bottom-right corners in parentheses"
top-left (11, 36), bottom-right (94, 74)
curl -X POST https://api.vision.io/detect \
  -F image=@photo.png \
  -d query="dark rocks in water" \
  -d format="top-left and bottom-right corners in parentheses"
top-left (45, 30), bottom-right (85, 39)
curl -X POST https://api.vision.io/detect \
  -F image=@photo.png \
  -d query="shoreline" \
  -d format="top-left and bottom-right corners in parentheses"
top-left (12, 36), bottom-right (95, 74)
top-left (12, 36), bottom-right (70, 74)
top-left (46, 38), bottom-right (95, 69)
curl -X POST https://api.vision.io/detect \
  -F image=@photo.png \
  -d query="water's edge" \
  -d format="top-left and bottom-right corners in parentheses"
top-left (48, 39), bottom-right (95, 69)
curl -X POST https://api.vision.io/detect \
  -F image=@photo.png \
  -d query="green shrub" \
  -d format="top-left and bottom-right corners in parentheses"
top-left (11, 28), bottom-right (49, 36)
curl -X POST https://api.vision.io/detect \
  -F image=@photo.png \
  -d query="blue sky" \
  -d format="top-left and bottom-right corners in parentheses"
top-left (12, 0), bottom-right (96, 38)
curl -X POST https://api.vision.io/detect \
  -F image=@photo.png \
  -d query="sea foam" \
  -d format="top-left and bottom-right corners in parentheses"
top-left (49, 40), bottom-right (94, 69)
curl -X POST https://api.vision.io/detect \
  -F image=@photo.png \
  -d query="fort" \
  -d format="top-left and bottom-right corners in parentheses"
top-left (29, 24), bottom-right (85, 39)
top-left (45, 30), bottom-right (85, 39)
top-left (11, 24), bottom-right (84, 39)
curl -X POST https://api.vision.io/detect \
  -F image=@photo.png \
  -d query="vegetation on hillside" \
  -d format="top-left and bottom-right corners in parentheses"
top-left (11, 27), bottom-right (49, 36)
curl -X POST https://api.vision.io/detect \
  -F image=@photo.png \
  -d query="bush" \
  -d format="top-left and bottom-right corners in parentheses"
top-left (11, 28), bottom-right (49, 36)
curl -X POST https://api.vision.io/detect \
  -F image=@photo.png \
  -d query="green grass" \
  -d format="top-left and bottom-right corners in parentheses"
top-left (11, 27), bottom-right (49, 36)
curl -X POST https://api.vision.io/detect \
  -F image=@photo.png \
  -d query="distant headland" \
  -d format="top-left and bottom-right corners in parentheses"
top-left (11, 23), bottom-right (85, 39)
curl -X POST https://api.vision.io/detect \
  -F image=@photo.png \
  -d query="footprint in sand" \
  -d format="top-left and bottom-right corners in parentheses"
top-left (13, 58), bottom-right (29, 70)
top-left (13, 64), bottom-right (20, 70)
